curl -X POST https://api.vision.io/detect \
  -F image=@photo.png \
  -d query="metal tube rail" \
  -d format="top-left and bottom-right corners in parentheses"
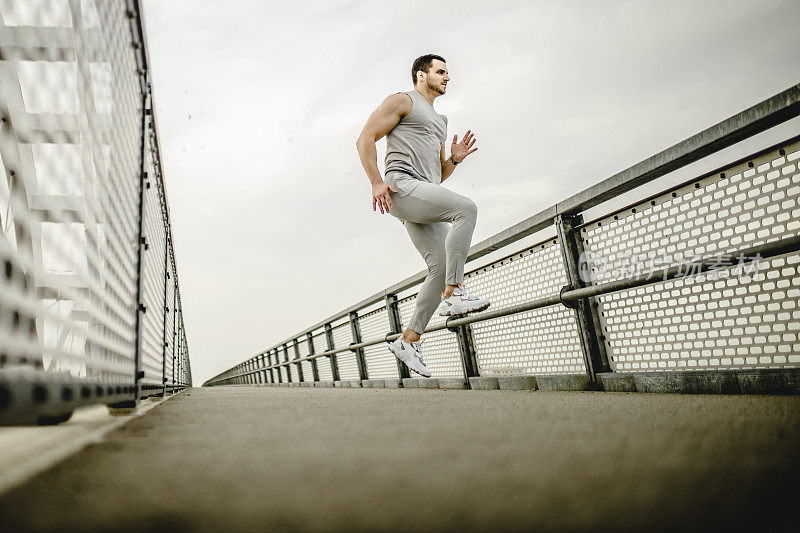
top-left (227, 234), bottom-right (800, 378)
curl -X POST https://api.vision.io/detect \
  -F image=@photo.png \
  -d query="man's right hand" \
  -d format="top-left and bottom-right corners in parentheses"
top-left (372, 181), bottom-right (398, 214)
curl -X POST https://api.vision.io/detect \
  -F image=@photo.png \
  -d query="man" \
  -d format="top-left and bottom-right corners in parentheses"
top-left (356, 54), bottom-right (490, 378)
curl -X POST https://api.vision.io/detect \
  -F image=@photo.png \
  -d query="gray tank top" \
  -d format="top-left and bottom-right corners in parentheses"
top-left (385, 90), bottom-right (447, 184)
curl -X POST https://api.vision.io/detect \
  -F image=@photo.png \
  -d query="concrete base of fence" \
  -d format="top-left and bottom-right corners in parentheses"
top-left (737, 369), bottom-right (800, 394)
top-left (468, 377), bottom-right (500, 390)
top-left (597, 373), bottom-right (637, 392)
top-left (498, 376), bottom-right (538, 390)
top-left (437, 378), bottom-right (468, 390)
top-left (598, 369), bottom-right (800, 395)
top-left (402, 378), bottom-right (439, 389)
top-left (266, 369), bottom-right (799, 395)
top-left (535, 374), bottom-right (592, 391)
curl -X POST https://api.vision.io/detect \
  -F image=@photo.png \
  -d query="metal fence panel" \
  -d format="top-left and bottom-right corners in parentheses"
top-left (359, 306), bottom-right (397, 379)
top-left (584, 140), bottom-right (800, 371)
top-left (467, 239), bottom-right (585, 375)
top-left (0, 2), bottom-right (191, 424)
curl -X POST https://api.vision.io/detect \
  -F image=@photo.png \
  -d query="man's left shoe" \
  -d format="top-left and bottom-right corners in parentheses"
top-left (388, 337), bottom-right (431, 378)
top-left (438, 284), bottom-right (491, 316)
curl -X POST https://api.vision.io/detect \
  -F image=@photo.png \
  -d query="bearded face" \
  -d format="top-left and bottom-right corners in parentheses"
top-left (418, 59), bottom-right (449, 95)
top-left (427, 77), bottom-right (446, 95)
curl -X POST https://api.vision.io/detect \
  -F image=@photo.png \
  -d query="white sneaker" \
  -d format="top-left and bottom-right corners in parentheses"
top-left (388, 337), bottom-right (431, 378)
top-left (438, 284), bottom-right (491, 316)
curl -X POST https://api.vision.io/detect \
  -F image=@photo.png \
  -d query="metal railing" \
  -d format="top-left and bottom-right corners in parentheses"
top-left (204, 83), bottom-right (800, 392)
top-left (0, 1), bottom-right (191, 425)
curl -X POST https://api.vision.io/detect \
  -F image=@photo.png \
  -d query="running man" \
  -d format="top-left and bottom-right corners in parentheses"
top-left (356, 54), bottom-right (490, 378)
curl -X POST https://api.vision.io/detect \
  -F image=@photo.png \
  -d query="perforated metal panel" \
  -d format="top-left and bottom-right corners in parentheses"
top-left (0, 2), bottom-right (191, 423)
top-left (359, 306), bottom-right (398, 379)
top-left (330, 321), bottom-right (358, 380)
top-left (0, 1), bottom-right (144, 384)
top-left (465, 239), bottom-right (585, 375)
top-left (583, 141), bottom-right (800, 371)
top-left (312, 330), bottom-right (333, 381)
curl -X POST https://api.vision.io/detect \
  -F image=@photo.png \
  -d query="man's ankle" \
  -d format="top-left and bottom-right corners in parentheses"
top-left (402, 329), bottom-right (420, 343)
top-left (444, 284), bottom-right (458, 298)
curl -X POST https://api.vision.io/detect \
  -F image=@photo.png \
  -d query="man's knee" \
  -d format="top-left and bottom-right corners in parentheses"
top-left (459, 198), bottom-right (478, 221)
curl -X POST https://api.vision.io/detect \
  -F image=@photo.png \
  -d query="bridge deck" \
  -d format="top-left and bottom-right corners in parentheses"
top-left (1, 387), bottom-right (798, 531)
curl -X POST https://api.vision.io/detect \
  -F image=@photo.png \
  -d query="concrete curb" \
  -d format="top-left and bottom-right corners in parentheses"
top-left (737, 369), bottom-right (800, 394)
top-left (253, 369), bottom-right (800, 395)
top-left (498, 376), bottom-right (538, 390)
top-left (402, 378), bottom-right (439, 389)
top-left (437, 378), bottom-right (468, 390)
top-left (535, 375), bottom-right (592, 391)
top-left (468, 377), bottom-right (500, 390)
top-left (597, 373), bottom-right (637, 393)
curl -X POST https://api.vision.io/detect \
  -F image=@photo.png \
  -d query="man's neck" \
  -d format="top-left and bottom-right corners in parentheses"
top-left (414, 85), bottom-right (439, 106)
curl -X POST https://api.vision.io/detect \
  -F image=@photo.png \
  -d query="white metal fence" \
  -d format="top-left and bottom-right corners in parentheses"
top-left (0, 0), bottom-right (190, 425)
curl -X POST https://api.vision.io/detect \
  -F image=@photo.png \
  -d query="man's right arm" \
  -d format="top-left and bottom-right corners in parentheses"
top-left (356, 93), bottom-right (411, 214)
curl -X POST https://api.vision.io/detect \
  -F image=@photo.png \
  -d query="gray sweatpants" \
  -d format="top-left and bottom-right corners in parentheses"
top-left (385, 172), bottom-right (478, 334)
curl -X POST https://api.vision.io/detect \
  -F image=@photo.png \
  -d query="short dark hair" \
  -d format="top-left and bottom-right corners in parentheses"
top-left (412, 54), bottom-right (446, 85)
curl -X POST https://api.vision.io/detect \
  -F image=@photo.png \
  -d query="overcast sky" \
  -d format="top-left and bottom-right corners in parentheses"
top-left (140, 0), bottom-right (800, 384)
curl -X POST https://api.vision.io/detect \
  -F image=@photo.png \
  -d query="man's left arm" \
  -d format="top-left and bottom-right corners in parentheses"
top-left (440, 130), bottom-right (478, 183)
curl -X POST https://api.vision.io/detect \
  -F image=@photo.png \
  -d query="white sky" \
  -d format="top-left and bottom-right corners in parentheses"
top-left (140, 0), bottom-right (800, 384)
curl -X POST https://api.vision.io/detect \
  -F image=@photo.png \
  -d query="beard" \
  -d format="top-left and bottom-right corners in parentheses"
top-left (427, 79), bottom-right (446, 94)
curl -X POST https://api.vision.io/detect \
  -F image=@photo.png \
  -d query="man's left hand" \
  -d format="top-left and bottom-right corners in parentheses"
top-left (451, 130), bottom-right (478, 163)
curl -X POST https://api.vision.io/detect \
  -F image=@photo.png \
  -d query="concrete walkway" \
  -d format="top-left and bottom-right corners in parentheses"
top-left (1, 386), bottom-right (798, 532)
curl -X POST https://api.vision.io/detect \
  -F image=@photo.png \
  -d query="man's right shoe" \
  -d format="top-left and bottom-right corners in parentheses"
top-left (388, 337), bottom-right (431, 378)
top-left (438, 284), bottom-right (491, 316)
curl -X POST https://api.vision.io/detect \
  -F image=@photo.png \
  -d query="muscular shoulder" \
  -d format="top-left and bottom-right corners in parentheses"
top-left (381, 92), bottom-right (413, 118)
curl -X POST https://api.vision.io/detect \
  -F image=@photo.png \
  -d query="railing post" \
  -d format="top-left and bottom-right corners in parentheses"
top-left (273, 350), bottom-right (282, 384)
top-left (161, 239), bottom-right (169, 396)
top-left (260, 354), bottom-right (266, 385)
top-left (324, 323), bottom-right (340, 382)
top-left (306, 332), bottom-right (320, 382)
top-left (282, 344), bottom-right (292, 383)
top-left (268, 350), bottom-right (275, 383)
top-left (386, 294), bottom-right (410, 379)
top-left (448, 320), bottom-right (480, 379)
top-left (293, 338), bottom-right (305, 382)
top-left (348, 311), bottom-right (368, 381)
top-left (556, 213), bottom-right (610, 384)
top-left (171, 276), bottom-right (177, 392)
